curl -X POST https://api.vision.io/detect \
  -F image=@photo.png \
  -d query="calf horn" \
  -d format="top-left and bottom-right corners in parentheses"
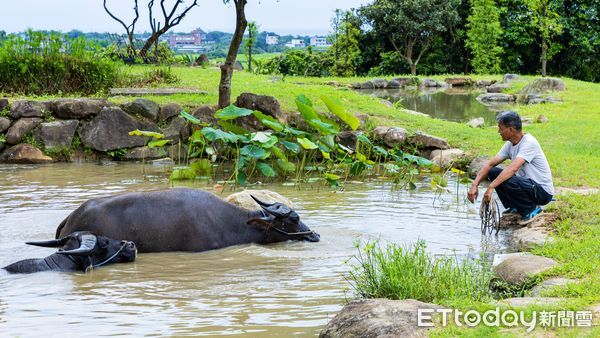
top-left (26, 235), bottom-right (71, 248)
top-left (57, 234), bottom-right (97, 256)
top-left (250, 195), bottom-right (292, 218)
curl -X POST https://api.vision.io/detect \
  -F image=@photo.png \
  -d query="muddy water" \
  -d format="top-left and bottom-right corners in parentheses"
top-left (0, 163), bottom-right (508, 336)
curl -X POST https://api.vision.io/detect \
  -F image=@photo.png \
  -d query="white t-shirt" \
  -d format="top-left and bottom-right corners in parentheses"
top-left (497, 133), bottom-right (554, 195)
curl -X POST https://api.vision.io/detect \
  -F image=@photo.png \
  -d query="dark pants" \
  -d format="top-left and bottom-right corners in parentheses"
top-left (488, 167), bottom-right (553, 215)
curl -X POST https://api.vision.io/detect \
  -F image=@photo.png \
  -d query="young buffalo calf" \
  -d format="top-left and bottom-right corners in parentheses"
top-left (3, 231), bottom-right (137, 273)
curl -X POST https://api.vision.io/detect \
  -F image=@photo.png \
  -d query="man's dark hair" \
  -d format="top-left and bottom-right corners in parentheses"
top-left (496, 111), bottom-right (522, 131)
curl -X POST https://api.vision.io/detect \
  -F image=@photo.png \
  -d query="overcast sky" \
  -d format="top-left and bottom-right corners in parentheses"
top-left (2, 0), bottom-right (372, 36)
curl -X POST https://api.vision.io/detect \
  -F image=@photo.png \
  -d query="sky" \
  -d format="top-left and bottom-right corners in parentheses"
top-left (2, 0), bottom-right (372, 36)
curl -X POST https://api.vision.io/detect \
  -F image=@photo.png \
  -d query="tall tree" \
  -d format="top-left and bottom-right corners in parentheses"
top-left (329, 11), bottom-right (361, 77)
top-left (244, 21), bottom-right (258, 72)
top-left (329, 9), bottom-right (342, 60)
top-left (526, 0), bottom-right (563, 76)
top-left (219, 0), bottom-right (247, 108)
top-left (103, 0), bottom-right (140, 57)
top-left (466, 0), bottom-right (503, 73)
top-left (141, 0), bottom-right (199, 60)
top-left (359, 0), bottom-right (460, 75)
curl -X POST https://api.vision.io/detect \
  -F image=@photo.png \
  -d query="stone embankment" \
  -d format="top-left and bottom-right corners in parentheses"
top-left (0, 93), bottom-right (458, 165)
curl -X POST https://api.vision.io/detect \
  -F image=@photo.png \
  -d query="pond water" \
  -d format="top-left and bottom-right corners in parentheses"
top-left (0, 163), bottom-right (510, 337)
top-left (356, 87), bottom-right (512, 125)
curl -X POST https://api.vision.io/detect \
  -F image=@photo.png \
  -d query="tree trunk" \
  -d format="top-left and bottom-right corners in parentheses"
top-left (410, 64), bottom-right (417, 76)
top-left (219, 0), bottom-right (248, 109)
top-left (248, 45), bottom-right (253, 73)
top-left (541, 38), bottom-right (548, 77)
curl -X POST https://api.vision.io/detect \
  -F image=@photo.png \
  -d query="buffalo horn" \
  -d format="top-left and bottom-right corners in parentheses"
top-left (26, 235), bottom-right (71, 248)
top-left (57, 234), bottom-right (97, 256)
top-left (250, 195), bottom-right (274, 208)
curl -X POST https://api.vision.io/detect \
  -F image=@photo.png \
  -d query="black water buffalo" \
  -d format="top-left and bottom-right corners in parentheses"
top-left (3, 231), bottom-right (137, 274)
top-left (55, 188), bottom-right (319, 253)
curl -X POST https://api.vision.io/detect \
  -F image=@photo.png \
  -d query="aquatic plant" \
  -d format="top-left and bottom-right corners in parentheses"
top-left (173, 94), bottom-right (434, 189)
top-left (346, 240), bottom-right (493, 303)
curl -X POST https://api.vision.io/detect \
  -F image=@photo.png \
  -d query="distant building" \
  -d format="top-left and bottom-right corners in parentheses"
top-left (285, 39), bottom-right (305, 48)
top-left (169, 28), bottom-right (207, 48)
top-left (266, 35), bottom-right (279, 45)
top-left (310, 36), bottom-right (331, 47)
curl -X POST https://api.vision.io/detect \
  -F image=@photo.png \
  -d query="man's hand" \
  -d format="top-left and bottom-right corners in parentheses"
top-left (483, 187), bottom-right (494, 203)
top-left (467, 185), bottom-right (478, 203)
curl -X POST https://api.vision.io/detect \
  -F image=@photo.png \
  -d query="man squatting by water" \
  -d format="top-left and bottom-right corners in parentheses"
top-left (467, 111), bottom-right (554, 225)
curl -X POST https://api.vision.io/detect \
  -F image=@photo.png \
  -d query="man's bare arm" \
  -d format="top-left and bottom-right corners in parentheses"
top-left (467, 155), bottom-right (505, 203)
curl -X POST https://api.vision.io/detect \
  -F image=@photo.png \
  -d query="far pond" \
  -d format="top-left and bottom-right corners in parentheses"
top-left (356, 87), bottom-right (513, 125)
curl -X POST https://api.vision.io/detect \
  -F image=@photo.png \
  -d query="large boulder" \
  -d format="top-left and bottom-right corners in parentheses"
top-left (372, 126), bottom-right (390, 141)
top-left (410, 132), bottom-right (449, 150)
top-left (158, 103), bottom-right (183, 122)
top-left (486, 83), bottom-right (512, 93)
top-left (122, 98), bottom-right (160, 121)
top-left (370, 78), bottom-right (388, 89)
top-left (225, 190), bottom-right (294, 210)
top-left (387, 77), bottom-right (418, 89)
top-left (493, 253), bottom-right (558, 286)
top-left (421, 78), bottom-right (439, 87)
top-left (0, 143), bottom-right (52, 164)
top-left (9, 100), bottom-right (48, 118)
top-left (467, 117), bottom-right (485, 128)
top-left (5, 117), bottom-right (42, 144)
top-left (0, 116), bottom-right (10, 133)
top-left (521, 77), bottom-right (566, 94)
top-left (79, 107), bottom-right (158, 151)
top-left (233, 60), bottom-right (244, 71)
top-left (123, 146), bottom-right (169, 161)
top-left (512, 226), bottom-right (554, 251)
top-left (320, 299), bottom-right (442, 338)
top-left (476, 93), bottom-right (516, 104)
top-left (33, 120), bottom-right (79, 149)
top-left (235, 93), bottom-right (287, 125)
top-left (194, 54), bottom-right (209, 66)
top-left (191, 105), bottom-right (218, 126)
top-left (161, 116), bottom-right (189, 142)
top-left (444, 77), bottom-right (474, 87)
top-left (468, 155), bottom-right (489, 178)
top-left (336, 131), bottom-right (359, 151)
top-left (47, 98), bottom-right (112, 119)
top-left (502, 74), bottom-right (520, 83)
top-left (0, 98), bottom-right (8, 111)
top-left (429, 148), bottom-right (465, 168)
top-left (383, 127), bottom-right (408, 148)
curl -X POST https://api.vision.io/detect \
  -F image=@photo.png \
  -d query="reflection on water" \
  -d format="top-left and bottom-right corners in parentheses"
top-left (0, 163), bottom-right (509, 336)
top-left (357, 87), bottom-right (513, 124)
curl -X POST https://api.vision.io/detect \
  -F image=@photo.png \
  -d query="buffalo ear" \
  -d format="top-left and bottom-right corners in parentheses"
top-left (247, 214), bottom-right (275, 230)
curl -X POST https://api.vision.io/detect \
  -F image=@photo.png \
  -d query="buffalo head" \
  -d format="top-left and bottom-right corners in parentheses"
top-left (27, 231), bottom-right (137, 270)
top-left (248, 195), bottom-right (320, 243)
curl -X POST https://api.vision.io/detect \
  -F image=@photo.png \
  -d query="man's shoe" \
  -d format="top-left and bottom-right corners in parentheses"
top-left (518, 207), bottom-right (543, 226)
top-left (502, 208), bottom-right (518, 215)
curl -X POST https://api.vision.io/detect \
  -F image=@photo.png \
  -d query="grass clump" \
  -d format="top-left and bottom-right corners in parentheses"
top-left (347, 240), bottom-right (493, 303)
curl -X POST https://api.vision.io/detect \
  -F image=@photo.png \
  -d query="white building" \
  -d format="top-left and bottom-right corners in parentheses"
top-left (310, 36), bottom-right (330, 47)
top-left (266, 35), bottom-right (279, 45)
top-left (285, 39), bottom-right (305, 48)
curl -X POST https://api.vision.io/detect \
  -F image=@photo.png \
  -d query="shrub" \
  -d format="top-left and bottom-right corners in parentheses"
top-left (346, 240), bottom-right (493, 303)
top-left (0, 30), bottom-right (118, 95)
